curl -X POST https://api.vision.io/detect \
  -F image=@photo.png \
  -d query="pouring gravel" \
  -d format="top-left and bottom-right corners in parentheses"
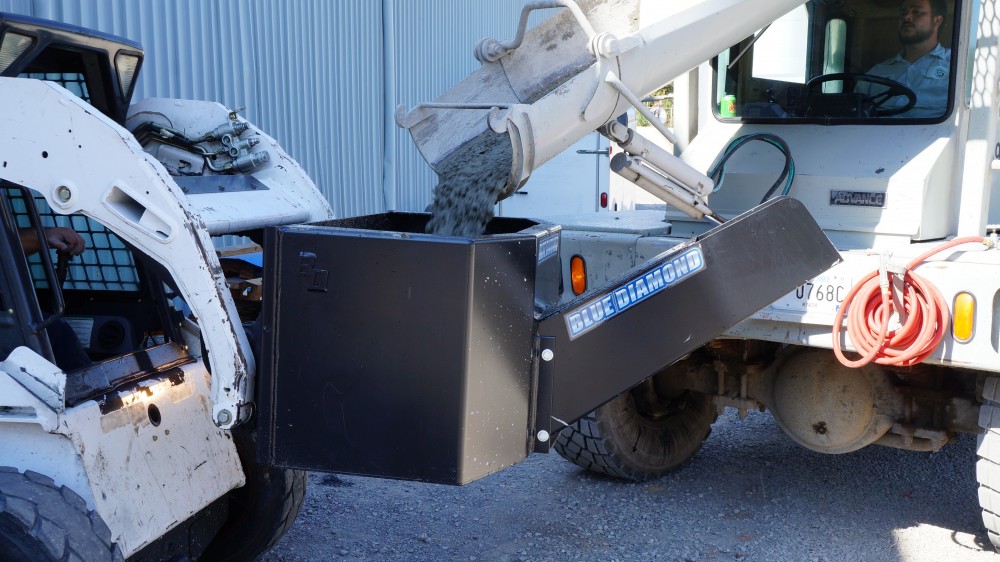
top-left (424, 131), bottom-right (513, 238)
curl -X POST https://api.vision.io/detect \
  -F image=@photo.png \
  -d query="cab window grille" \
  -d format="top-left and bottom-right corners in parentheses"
top-left (20, 72), bottom-right (90, 103)
top-left (6, 188), bottom-right (138, 291)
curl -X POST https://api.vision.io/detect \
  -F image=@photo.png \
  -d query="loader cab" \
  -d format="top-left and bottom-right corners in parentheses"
top-left (0, 12), bottom-right (142, 125)
top-left (0, 16), bottom-right (194, 406)
top-left (0, 182), bottom-right (194, 399)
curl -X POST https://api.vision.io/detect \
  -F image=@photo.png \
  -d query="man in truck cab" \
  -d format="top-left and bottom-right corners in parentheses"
top-left (857, 0), bottom-right (951, 118)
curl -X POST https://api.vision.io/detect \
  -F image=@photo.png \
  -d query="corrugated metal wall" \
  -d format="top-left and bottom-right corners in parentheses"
top-left (30, 0), bottom-right (385, 218)
top-left (388, 2), bottom-right (542, 212)
top-left (0, 0), bottom-right (30, 14)
top-left (4, 0), bottom-right (529, 217)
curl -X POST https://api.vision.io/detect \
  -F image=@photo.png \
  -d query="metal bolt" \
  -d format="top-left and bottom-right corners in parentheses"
top-left (216, 409), bottom-right (232, 425)
top-left (592, 32), bottom-right (621, 57)
top-left (536, 430), bottom-right (550, 442)
top-left (541, 349), bottom-right (554, 362)
top-left (56, 186), bottom-right (72, 202)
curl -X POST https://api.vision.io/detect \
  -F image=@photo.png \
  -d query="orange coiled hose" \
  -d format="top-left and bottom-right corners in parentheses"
top-left (832, 236), bottom-right (989, 368)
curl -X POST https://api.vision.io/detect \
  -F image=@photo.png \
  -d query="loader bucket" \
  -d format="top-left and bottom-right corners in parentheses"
top-left (256, 197), bottom-right (839, 484)
top-left (256, 214), bottom-right (561, 484)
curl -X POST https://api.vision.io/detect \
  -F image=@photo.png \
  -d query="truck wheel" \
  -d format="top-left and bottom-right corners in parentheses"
top-left (199, 430), bottom-right (307, 561)
top-left (553, 382), bottom-right (716, 481)
top-left (978, 377), bottom-right (1000, 547)
top-left (0, 467), bottom-right (123, 562)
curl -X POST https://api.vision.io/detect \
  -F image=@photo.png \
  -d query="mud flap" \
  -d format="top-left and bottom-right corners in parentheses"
top-left (533, 196), bottom-right (841, 443)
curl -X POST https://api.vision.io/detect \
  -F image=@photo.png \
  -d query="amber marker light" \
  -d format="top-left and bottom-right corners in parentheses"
top-left (570, 255), bottom-right (587, 296)
top-left (952, 291), bottom-right (976, 343)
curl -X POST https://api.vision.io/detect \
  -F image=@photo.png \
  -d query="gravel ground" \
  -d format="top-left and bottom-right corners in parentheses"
top-left (262, 409), bottom-right (995, 561)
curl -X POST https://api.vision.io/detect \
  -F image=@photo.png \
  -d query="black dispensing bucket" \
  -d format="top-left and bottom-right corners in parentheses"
top-left (256, 212), bottom-right (561, 484)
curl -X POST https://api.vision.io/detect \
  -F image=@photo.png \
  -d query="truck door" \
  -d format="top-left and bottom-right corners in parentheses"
top-left (496, 131), bottom-right (611, 218)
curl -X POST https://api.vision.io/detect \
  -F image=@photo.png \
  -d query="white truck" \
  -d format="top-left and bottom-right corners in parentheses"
top-left (0, 5), bottom-right (841, 561)
top-left (408, 0), bottom-right (1000, 550)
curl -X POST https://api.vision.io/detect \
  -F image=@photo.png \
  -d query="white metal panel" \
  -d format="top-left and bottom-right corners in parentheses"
top-left (497, 133), bottom-right (609, 218)
top-left (60, 365), bottom-right (243, 557)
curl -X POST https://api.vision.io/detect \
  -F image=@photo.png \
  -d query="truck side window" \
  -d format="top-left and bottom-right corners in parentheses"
top-left (750, 4), bottom-right (809, 84)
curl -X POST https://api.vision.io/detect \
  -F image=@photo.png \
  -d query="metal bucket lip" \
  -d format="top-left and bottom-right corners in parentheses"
top-left (297, 212), bottom-right (558, 242)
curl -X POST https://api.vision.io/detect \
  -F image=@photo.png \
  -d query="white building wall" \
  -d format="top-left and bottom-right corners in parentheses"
top-left (5, 0), bottom-right (530, 217)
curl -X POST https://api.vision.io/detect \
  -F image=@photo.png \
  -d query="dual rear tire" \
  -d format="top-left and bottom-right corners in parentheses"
top-left (554, 381), bottom-right (717, 481)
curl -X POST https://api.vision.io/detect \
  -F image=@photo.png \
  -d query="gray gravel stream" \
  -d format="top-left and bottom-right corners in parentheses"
top-left (263, 409), bottom-right (995, 561)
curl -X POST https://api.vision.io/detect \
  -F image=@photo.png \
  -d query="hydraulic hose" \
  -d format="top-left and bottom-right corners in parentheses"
top-left (707, 133), bottom-right (794, 204)
top-left (832, 236), bottom-right (992, 368)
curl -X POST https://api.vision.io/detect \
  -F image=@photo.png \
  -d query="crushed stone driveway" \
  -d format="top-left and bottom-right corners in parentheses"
top-left (264, 409), bottom-right (996, 561)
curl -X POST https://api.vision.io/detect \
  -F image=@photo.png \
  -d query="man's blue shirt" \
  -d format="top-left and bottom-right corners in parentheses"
top-left (858, 43), bottom-right (951, 118)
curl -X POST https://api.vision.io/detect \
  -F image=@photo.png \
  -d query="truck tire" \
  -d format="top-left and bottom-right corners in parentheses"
top-left (0, 467), bottom-right (123, 562)
top-left (553, 385), bottom-right (716, 481)
top-left (199, 430), bottom-right (307, 561)
top-left (978, 377), bottom-right (1000, 547)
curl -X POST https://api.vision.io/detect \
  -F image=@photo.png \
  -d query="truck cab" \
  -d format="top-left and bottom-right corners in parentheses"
top-left (681, 0), bottom-right (991, 362)
top-left (549, 0), bottom-right (1000, 548)
top-left (682, 0), bottom-right (971, 245)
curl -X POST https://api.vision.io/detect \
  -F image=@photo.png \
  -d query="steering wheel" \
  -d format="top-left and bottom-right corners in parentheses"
top-left (805, 72), bottom-right (916, 117)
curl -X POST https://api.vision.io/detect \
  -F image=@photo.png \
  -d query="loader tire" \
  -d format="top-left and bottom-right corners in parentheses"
top-left (554, 385), bottom-right (716, 482)
top-left (199, 429), bottom-right (306, 561)
top-left (977, 376), bottom-right (1000, 548)
top-left (0, 467), bottom-right (123, 562)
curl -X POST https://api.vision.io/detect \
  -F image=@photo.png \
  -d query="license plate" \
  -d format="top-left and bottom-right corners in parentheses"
top-left (770, 273), bottom-right (851, 315)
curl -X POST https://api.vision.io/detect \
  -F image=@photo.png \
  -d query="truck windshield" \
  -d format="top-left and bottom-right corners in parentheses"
top-left (713, 0), bottom-right (957, 123)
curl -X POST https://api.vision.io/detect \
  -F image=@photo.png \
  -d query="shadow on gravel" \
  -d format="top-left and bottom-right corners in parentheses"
top-left (264, 410), bottom-right (997, 562)
top-left (318, 475), bottom-right (355, 488)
